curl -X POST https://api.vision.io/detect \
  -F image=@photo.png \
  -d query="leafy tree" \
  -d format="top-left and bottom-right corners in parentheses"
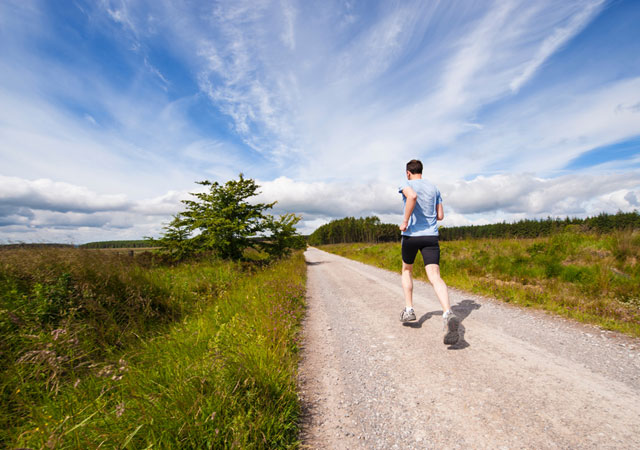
top-left (153, 175), bottom-right (303, 261)
top-left (261, 213), bottom-right (307, 258)
top-left (152, 215), bottom-right (195, 261)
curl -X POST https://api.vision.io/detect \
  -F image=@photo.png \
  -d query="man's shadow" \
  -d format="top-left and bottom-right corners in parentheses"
top-left (403, 299), bottom-right (481, 350)
top-left (402, 311), bottom-right (438, 329)
top-left (448, 299), bottom-right (481, 350)
top-left (305, 260), bottom-right (326, 266)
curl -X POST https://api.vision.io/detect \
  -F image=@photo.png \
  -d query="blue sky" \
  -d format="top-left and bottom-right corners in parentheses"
top-left (1, 0), bottom-right (639, 243)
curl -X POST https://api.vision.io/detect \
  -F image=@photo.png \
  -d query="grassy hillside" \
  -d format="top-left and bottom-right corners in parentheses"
top-left (319, 230), bottom-right (640, 337)
top-left (1, 247), bottom-right (306, 448)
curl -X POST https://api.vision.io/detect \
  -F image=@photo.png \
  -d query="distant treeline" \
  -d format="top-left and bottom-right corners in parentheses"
top-left (440, 211), bottom-right (640, 241)
top-left (80, 240), bottom-right (156, 249)
top-left (308, 211), bottom-right (640, 245)
top-left (0, 243), bottom-right (74, 250)
top-left (308, 216), bottom-right (400, 245)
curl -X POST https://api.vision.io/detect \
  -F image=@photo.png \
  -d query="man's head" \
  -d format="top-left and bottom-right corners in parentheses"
top-left (406, 159), bottom-right (423, 175)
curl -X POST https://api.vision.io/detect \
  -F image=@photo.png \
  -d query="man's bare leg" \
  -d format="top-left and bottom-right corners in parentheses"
top-left (425, 264), bottom-right (451, 312)
top-left (427, 263), bottom-right (459, 344)
top-left (402, 262), bottom-right (414, 309)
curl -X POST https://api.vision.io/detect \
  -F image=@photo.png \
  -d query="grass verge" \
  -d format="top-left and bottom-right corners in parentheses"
top-left (319, 230), bottom-right (640, 337)
top-left (2, 247), bottom-right (306, 448)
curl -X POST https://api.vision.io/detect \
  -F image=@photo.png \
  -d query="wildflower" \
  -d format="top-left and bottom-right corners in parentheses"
top-left (51, 328), bottom-right (67, 340)
top-left (115, 402), bottom-right (125, 418)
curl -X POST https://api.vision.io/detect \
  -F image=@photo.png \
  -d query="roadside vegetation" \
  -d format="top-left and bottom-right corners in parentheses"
top-left (1, 246), bottom-right (306, 448)
top-left (1, 175), bottom-right (308, 448)
top-left (319, 230), bottom-right (640, 337)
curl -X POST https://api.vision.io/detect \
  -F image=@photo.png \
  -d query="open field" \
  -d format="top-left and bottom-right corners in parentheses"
top-left (1, 247), bottom-right (306, 448)
top-left (90, 247), bottom-right (161, 255)
top-left (319, 230), bottom-right (640, 337)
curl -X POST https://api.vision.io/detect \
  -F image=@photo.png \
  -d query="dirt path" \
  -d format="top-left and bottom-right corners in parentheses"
top-left (298, 247), bottom-right (640, 449)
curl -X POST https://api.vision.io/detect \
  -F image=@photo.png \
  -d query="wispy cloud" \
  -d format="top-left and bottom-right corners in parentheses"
top-left (437, 76), bottom-right (640, 179)
top-left (509, 0), bottom-right (605, 92)
top-left (192, 1), bottom-right (301, 159)
top-left (280, 0), bottom-right (296, 50)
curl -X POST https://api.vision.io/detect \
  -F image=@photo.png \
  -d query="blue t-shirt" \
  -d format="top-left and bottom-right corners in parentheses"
top-left (398, 178), bottom-right (442, 236)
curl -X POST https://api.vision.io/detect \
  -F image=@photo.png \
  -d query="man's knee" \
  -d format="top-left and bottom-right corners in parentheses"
top-left (402, 262), bottom-right (413, 273)
top-left (425, 264), bottom-right (441, 282)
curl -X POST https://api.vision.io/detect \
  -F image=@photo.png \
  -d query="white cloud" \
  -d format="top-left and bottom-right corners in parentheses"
top-left (3, 169), bottom-right (639, 243)
top-left (0, 176), bottom-right (131, 213)
top-left (0, 175), bottom-right (186, 242)
top-left (625, 191), bottom-right (639, 207)
top-left (257, 172), bottom-right (640, 229)
top-left (132, 190), bottom-right (188, 216)
top-left (255, 176), bottom-right (399, 217)
top-left (442, 172), bottom-right (640, 216)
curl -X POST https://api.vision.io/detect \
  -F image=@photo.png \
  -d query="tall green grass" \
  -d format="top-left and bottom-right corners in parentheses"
top-left (1, 247), bottom-right (306, 448)
top-left (320, 230), bottom-right (640, 336)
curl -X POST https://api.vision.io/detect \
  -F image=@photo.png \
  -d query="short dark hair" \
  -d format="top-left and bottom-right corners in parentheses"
top-left (406, 159), bottom-right (423, 174)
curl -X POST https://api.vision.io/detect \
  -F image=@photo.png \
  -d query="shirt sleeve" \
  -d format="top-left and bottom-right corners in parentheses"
top-left (436, 189), bottom-right (442, 205)
top-left (398, 179), bottom-right (409, 194)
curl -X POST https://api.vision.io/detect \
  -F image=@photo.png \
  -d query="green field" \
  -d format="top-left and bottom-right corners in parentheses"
top-left (1, 247), bottom-right (306, 448)
top-left (319, 230), bottom-right (640, 337)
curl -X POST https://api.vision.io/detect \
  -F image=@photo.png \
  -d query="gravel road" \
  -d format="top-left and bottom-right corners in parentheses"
top-left (298, 247), bottom-right (640, 449)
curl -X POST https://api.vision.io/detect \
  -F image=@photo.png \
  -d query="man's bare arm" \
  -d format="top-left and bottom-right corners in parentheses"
top-left (437, 203), bottom-right (444, 221)
top-left (400, 187), bottom-right (417, 231)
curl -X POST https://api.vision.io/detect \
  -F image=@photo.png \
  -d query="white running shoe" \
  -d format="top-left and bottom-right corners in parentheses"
top-left (400, 308), bottom-right (416, 322)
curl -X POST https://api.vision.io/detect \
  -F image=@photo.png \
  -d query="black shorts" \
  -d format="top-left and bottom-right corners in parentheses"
top-left (401, 235), bottom-right (440, 265)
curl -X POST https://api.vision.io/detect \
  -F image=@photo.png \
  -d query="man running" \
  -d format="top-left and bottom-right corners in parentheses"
top-left (398, 159), bottom-right (460, 345)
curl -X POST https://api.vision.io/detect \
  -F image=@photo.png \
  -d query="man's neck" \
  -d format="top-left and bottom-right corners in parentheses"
top-left (408, 173), bottom-right (422, 180)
